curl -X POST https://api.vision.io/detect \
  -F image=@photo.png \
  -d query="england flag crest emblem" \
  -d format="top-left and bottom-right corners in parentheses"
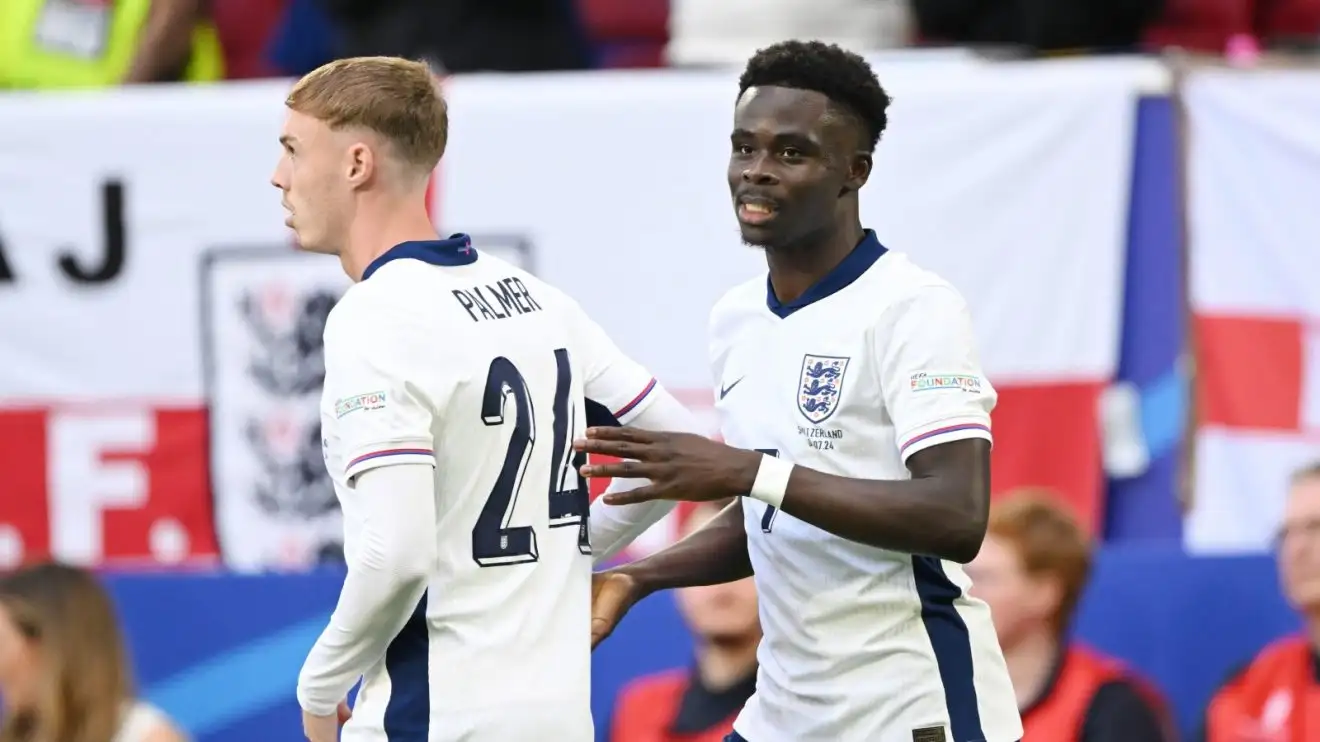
top-left (798, 355), bottom-right (850, 424)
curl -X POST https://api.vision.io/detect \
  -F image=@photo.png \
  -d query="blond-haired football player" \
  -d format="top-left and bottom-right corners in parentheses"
top-left (277, 57), bottom-right (693, 742)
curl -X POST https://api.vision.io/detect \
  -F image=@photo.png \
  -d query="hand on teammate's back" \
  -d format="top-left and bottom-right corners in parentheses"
top-left (575, 427), bottom-right (760, 505)
top-left (590, 571), bottom-right (644, 648)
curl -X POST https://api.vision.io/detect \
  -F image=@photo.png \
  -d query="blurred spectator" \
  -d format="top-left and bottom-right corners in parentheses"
top-left (211, 0), bottom-right (288, 79)
top-left (316, 0), bottom-right (591, 73)
top-left (967, 491), bottom-right (1173, 742)
top-left (267, 0), bottom-right (339, 76)
top-left (912, 0), bottom-right (1165, 52)
top-left (0, 562), bottom-right (185, 742)
top-left (1196, 462), bottom-right (1320, 742)
top-left (666, 0), bottom-right (913, 66)
top-left (608, 499), bottom-right (759, 742)
top-left (576, 0), bottom-right (668, 68)
top-left (0, 0), bottom-right (223, 88)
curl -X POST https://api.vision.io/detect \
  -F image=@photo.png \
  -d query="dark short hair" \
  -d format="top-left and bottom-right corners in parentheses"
top-left (738, 40), bottom-right (892, 152)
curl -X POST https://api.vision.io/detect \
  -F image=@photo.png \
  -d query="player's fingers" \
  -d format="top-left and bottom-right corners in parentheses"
top-left (573, 437), bottom-right (639, 458)
top-left (584, 425), bottom-right (656, 443)
top-left (602, 485), bottom-right (660, 506)
top-left (583, 458), bottom-right (656, 480)
top-left (590, 617), bottom-right (615, 649)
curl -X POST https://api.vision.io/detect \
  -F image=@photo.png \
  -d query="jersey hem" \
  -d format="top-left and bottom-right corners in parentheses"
top-left (612, 377), bottom-right (659, 423)
top-left (345, 443), bottom-right (435, 483)
top-left (899, 418), bottom-right (992, 462)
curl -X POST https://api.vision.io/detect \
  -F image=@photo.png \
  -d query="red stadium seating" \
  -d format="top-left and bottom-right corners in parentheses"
top-left (1257, 0), bottom-right (1320, 42)
top-left (1144, 0), bottom-right (1255, 52)
top-left (576, 0), bottom-right (669, 68)
top-left (212, 0), bottom-right (288, 79)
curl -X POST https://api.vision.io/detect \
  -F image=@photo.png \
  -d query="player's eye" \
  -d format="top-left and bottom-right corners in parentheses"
top-left (780, 147), bottom-right (803, 159)
top-left (733, 144), bottom-right (754, 156)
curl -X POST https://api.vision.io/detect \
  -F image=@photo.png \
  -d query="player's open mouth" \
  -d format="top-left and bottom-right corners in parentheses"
top-left (738, 201), bottom-right (777, 225)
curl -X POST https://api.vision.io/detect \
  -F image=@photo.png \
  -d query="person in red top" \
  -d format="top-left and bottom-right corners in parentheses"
top-left (966, 491), bottom-right (1173, 742)
top-left (1196, 461), bottom-right (1320, 742)
top-left (609, 498), bottom-right (760, 742)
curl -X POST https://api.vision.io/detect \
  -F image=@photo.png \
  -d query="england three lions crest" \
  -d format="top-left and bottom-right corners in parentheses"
top-left (798, 355), bottom-right (850, 424)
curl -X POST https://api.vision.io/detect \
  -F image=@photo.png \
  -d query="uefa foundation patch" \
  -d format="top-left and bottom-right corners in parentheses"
top-left (335, 391), bottom-right (387, 418)
top-left (909, 373), bottom-right (981, 394)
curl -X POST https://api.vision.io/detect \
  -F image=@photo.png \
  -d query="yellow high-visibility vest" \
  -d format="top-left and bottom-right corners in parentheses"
top-left (0, 0), bottom-right (224, 89)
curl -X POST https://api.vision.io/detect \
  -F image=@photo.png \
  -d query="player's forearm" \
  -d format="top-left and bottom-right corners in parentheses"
top-left (297, 464), bottom-right (436, 715)
top-left (766, 440), bottom-right (991, 562)
top-left (590, 480), bottom-right (672, 565)
top-left (777, 470), bottom-right (984, 562)
top-left (619, 499), bottom-right (752, 595)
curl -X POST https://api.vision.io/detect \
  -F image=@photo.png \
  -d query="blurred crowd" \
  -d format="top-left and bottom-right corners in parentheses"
top-left (5, 3), bottom-right (1320, 742)
top-left (609, 469), bottom-right (1320, 742)
top-left (3, 0), bottom-right (1319, 89)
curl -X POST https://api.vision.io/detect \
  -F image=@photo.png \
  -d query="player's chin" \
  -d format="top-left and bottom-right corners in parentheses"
top-left (293, 231), bottom-right (329, 254)
top-left (738, 223), bottom-right (781, 248)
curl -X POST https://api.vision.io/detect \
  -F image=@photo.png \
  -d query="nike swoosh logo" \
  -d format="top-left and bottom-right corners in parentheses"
top-left (719, 377), bottom-right (745, 400)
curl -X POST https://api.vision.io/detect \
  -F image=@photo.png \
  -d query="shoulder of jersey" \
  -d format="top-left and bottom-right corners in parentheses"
top-left (327, 278), bottom-right (382, 323)
top-left (876, 251), bottom-right (969, 306)
top-left (323, 272), bottom-right (424, 344)
top-left (709, 272), bottom-right (765, 323)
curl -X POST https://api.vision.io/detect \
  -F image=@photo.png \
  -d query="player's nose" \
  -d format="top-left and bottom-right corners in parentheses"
top-left (741, 164), bottom-right (779, 186)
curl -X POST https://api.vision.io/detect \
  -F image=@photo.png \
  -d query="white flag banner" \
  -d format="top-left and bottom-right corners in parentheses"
top-left (202, 249), bottom-right (351, 570)
top-left (0, 58), bottom-right (1153, 567)
top-left (1184, 69), bottom-right (1320, 552)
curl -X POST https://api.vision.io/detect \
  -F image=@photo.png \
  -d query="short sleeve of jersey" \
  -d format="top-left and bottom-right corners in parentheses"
top-left (569, 303), bottom-right (658, 425)
top-left (325, 298), bottom-right (439, 484)
top-left (876, 285), bottom-right (996, 463)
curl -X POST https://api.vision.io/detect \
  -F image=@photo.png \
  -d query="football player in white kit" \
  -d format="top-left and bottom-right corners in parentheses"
top-left (578, 42), bottom-right (1024, 742)
top-left (274, 57), bottom-right (699, 742)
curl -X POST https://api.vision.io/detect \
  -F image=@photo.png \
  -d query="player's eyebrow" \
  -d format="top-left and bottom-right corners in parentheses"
top-left (730, 128), bottom-right (820, 149)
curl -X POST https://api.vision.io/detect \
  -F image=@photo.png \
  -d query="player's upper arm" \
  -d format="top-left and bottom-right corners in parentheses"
top-left (568, 302), bottom-right (658, 426)
top-left (325, 296), bottom-right (442, 484)
top-left (875, 284), bottom-right (996, 463)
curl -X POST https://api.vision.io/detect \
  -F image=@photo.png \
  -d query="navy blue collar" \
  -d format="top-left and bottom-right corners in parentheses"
top-left (765, 229), bottom-right (888, 318)
top-left (361, 233), bottom-right (478, 281)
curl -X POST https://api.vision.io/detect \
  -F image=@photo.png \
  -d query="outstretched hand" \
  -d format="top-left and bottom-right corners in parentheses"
top-left (573, 426), bottom-right (760, 506)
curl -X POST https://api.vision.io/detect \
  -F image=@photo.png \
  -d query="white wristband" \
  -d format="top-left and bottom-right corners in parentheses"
top-left (749, 454), bottom-right (794, 509)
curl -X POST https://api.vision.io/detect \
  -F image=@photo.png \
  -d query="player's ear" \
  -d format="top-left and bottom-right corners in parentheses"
top-left (346, 142), bottom-right (373, 189)
top-left (839, 152), bottom-right (871, 197)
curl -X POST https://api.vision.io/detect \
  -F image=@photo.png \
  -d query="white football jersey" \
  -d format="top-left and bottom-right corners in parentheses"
top-left (710, 232), bottom-right (1022, 742)
top-left (319, 235), bottom-right (658, 742)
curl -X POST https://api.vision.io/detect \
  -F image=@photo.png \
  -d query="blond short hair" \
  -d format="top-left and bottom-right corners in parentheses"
top-left (286, 56), bottom-right (448, 175)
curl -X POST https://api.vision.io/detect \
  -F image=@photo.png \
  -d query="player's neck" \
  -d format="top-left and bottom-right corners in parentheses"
top-left (341, 193), bottom-right (439, 281)
top-left (764, 220), bottom-right (865, 305)
top-left (1002, 630), bottom-right (1061, 709)
top-left (1307, 613), bottom-right (1320, 653)
top-left (694, 634), bottom-right (759, 690)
